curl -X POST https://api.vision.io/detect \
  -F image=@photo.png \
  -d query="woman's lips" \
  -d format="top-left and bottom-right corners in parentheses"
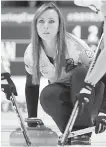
top-left (43, 32), bottom-right (50, 34)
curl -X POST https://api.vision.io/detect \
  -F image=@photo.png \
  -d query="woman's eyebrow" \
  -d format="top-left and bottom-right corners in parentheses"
top-left (38, 17), bottom-right (44, 20)
top-left (48, 17), bottom-right (55, 19)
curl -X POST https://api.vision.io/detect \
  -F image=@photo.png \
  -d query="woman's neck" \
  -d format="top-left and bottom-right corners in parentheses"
top-left (42, 37), bottom-right (57, 57)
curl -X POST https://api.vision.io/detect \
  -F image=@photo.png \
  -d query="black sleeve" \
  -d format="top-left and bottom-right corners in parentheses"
top-left (25, 72), bottom-right (39, 118)
top-left (99, 89), bottom-right (106, 113)
top-left (100, 74), bottom-right (106, 114)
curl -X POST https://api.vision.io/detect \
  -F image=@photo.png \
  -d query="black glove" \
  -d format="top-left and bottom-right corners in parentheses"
top-left (1, 72), bottom-right (17, 100)
top-left (76, 82), bottom-right (94, 114)
top-left (95, 113), bottom-right (106, 134)
top-left (77, 82), bottom-right (94, 104)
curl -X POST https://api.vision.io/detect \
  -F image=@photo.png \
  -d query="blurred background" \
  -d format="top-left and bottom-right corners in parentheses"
top-left (1, 0), bottom-right (104, 75)
top-left (1, 0), bottom-right (105, 146)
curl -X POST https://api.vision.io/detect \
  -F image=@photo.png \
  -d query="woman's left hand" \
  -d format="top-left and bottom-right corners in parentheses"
top-left (95, 113), bottom-right (106, 134)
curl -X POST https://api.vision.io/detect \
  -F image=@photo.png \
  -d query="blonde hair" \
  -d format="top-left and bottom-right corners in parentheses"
top-left (32, 2), bottom-right (67, 85)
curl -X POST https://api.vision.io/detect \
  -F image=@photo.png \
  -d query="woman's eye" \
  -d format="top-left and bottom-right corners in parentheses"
top-left (38, 20), bottom-right (44, 23)
top-left (49, 20), bottom-right (55, 23)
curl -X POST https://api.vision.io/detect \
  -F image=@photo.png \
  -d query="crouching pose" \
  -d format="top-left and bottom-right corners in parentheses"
top-left (24, 3), bottom-right (105, 145)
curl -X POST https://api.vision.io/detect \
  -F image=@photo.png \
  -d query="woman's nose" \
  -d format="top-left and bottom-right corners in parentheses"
top-left (44, 22), bottom-right (48, 29)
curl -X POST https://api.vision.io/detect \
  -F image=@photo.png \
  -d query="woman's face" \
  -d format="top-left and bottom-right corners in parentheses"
top-left (37, 9), bottom-right (59, 41)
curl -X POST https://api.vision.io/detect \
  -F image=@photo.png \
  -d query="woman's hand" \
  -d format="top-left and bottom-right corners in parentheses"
top-left (1, 72), bottom-right (18, 100)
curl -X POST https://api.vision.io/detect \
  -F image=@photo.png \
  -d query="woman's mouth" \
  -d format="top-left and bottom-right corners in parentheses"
top-left (43, 32), bottom-right (50, 34)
